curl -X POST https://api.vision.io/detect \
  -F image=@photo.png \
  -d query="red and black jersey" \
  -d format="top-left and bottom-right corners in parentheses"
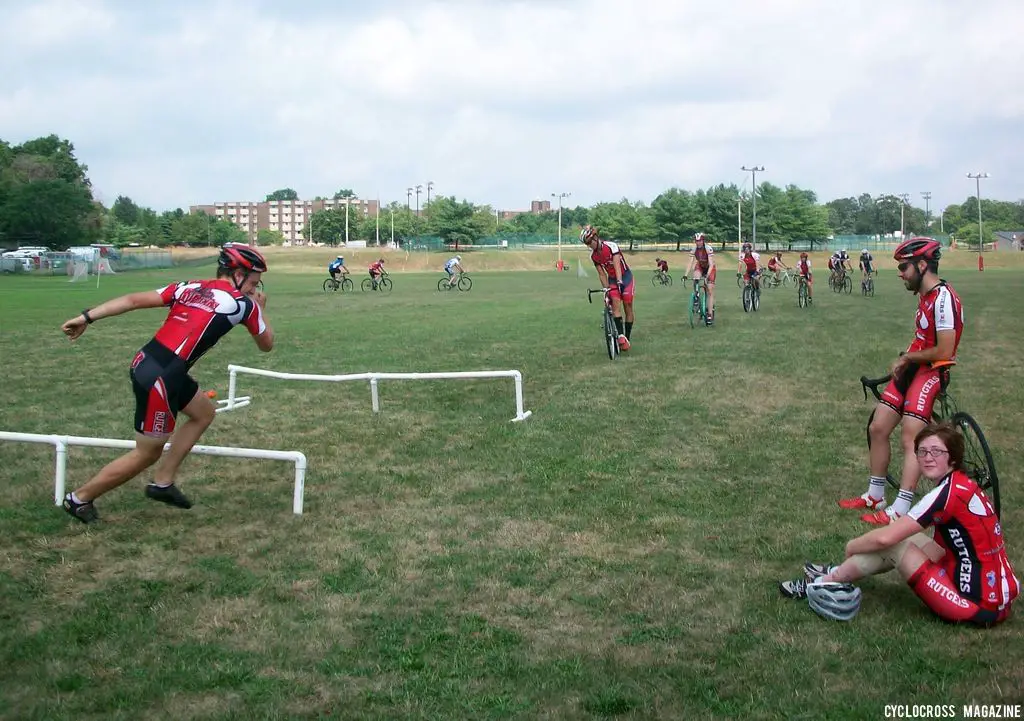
top-left (369, 261), bottom-right (384, 274)
top-left (907, 281), bottom-right (963, 357)
top-left (909, 470), bottom-right (1019, 610)
top-left (590, 240), bottom-right (630, 279)
top-left (151, 279), bottom-right (266, 368)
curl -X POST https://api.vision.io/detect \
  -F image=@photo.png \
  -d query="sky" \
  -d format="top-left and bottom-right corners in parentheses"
top-left (1, 0), bottom-right (1021, 213)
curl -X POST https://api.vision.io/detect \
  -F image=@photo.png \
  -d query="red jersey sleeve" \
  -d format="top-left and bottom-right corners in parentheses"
top-left (157, 283), bottom-right (182, 305)
top-left (243, 298), bottom-right (267, 336)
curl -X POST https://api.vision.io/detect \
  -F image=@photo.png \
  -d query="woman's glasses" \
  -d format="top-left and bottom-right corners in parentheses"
top-left (915, 448), bottom-right (949, 459)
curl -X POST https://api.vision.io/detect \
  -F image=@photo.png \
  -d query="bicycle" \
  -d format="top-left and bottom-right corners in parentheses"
top-left (437, 272), bottom-right (473, 292)
top-left (323, 274), bottom-right (354, 293)
top-left (651, 270), bottom-right (673, 288)
top-left (685, 276), bottom-right (710, 328)
top-left (831, 267), bottom-right (853, 294)
top-left (587, 288), bottom-right (620, 360)
top-left (797, 275), bottom-right (812, 308)
top-left (741, 274), bottom-right (761, 312)
top-left (859, 365), bottom-right (1000, 517)
top-left (361, 270), bottom-right (393, 293)
top-left (860, 271), bottom-right (875, 297)
top-left (761, 268), bottom-right (794, 289)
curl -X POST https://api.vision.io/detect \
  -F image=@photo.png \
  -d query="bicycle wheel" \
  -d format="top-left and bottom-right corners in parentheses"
top-left (736, 274), bottom-right (744, 288)
top-left (952, 412), bottom-right (1000, 518)
top-left (798, 283), bottom-right (807, 308)
top-left (603, 309), bottom-right (618, 360)
top-left (651, 275), bottom-right (661, 288)
top-left (341, 277), bottom-right (353, 292)
top-left (323, 278), bottom-right (337, 293)
top-left (689, 293), bottom-right (698, 328)
top-left (752, 285), bottom-right (760, 312)
top-left (438, 278), bottom-right (451, 292)
top-left (742, 285), bottom-right (751, 312)
top-left (861, 279), bottom-right (868, 296)
top-left (458, 275), bottom-right (472, 291)
top-left (361, 278), bottom-right (374, 292)
top-left (379, 277), bottom-right (393, 293)
top-left (866, 278), bottom-right (874, 297)
top-left (843, 275), bottom-right (853, 294)
top-left (782, 273), bottom-right (791, 288)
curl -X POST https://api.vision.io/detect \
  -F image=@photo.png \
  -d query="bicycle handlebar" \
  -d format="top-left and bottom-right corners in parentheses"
top-left (860, 374), bottom-right (892, 402)
top-left (587, 288), bottom-right (611, 304)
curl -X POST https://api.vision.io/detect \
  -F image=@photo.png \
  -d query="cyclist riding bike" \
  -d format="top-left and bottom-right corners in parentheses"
top-left (829, 249), bottom-right (852, 282)
top-left (737, 242), bottom-right (762, 290)
top-left (581, 225), bottom-right (634, 351)
top-left (859, 249), bottom-right (875, 283)
top-left (796, 252), bottom-right (813, 300)
top-left (838, 237), bottom-right (964, 525)
top-left (443, 254), bottom-right (464, 288)
top-left (766, 251), bottom-right (789, 284)
top-left (328, 255), bottom-right (349, 282)
top-left (683, 233), bottom-right (716, 325)
top-left (655, 257), bottom-right (669, 283)
top-left (368, 258), bottom-right (386, 290)
top-left (782, 422), bottom-right (1017, 626)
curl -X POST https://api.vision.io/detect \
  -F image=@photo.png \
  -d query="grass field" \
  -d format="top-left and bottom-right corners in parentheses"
top-left (1, 253), bottom-right (1023, 720)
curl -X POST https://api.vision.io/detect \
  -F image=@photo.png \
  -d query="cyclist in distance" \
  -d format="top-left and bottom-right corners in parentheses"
top-left (838, 238), bottom-right (964, 525)
top-left (655, 257), bottom-right (669, 284)
top-left (328, 255), bottom-right (348, 283)
top-left (368, 257), bottom-right (386, 290)
top-left (683, 233), bottom-right (717, 325)
top-left (737, 242), bottom-right (762, 292)
top-left (443, 254), bottom-right (464, 288)
top-left (766, 251), bottom-right (789, 285)
top-left (859, 248), bottom-right (875, 285)
top-left (581, 225), bottom-right (635, 351)
top-left (796, 252), bottom-right (813, 301)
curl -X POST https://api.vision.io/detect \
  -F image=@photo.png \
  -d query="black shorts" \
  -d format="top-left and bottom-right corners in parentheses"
top-left (130, 340), bottom-right (199, 436)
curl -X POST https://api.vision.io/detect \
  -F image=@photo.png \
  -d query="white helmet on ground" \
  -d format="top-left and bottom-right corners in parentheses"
top-left (807, 581), bottom-right (862, 621)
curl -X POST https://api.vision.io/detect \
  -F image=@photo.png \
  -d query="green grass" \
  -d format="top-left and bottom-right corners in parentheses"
top-left (1, 265), bottom-right (1022, 720)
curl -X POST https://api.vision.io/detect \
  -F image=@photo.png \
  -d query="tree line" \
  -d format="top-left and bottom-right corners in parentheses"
top-left (3, 134), bottom-right (1022, 251)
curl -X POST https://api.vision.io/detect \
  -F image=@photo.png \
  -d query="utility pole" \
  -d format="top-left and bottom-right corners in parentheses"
top-left (415, 185), bottom-right (422, 217)
top-left (741, 166), bottom-right (765, 249)
top-left (426, 181), bottom-right (434, 209)
top-left (921, 191), bottom-right (932, 231)
top-left (897, 193), bottom-right (910, 239)
top-left (967, 172), bottom-right (990, 253)
top-left (736, 196), bottom-right (742, 244)
top-left (406, 187), bottom-right (412, 212)
top-left (551, 192), bottom-right (571, 264)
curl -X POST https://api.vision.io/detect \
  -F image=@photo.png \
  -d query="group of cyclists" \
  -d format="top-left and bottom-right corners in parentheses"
top-left (327, 253), bottom-right (465, 291)
top-left (827, 248), bottom-right (877, 288)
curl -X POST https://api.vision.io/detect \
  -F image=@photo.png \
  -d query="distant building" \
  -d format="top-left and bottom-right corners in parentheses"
top-left (190, 197), bottom-right (379, 245)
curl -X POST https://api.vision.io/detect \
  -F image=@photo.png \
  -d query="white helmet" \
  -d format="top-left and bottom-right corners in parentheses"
top-left (807, 581), bottom-right (862, 621)
top-left (862, 249), bottom-right (869, 255)
top-left (455, 255), bottom-right (461, 262)
top-left (336, 255), bottom-right (343, 260)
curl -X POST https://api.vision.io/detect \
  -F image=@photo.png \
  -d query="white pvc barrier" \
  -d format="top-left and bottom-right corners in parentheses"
top-left (214, 364), bottom-right (533, 423)
top-left (0, 431), bottom-right (310, 515)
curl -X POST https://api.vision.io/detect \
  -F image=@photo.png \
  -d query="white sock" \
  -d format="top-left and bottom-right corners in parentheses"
top-left (892, 490), bottom-right (914, 517)
top-left (867, 476), bottom-right (887, 501)
top-left (153, 482), bottom-right (172, 488)
top-left (70, 492), bottom-right (85, 504)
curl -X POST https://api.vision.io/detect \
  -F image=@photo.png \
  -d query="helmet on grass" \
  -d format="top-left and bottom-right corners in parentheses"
top-left (893, 237), bottom-right (941, 263)
top-left (219, 244), bottom-right (267, 273)
top-left (580, 225), bottom-right (599, 243)
top-left (807, 581), bottom-right (862, 621)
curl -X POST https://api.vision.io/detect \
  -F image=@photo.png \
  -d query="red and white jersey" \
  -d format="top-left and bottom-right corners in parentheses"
top-left (369, 261), bottom-right (384, 274)
top-left (691, 245), bottom-right (714, 270)
top-left (767, 256), bottom-right (781, 270)
top-left (152, 279), bottom-right (266, 368)
top-left (798, 259), bottom-right (812, 276)
top-left (590, 240), bottom-right (630, 279)
top-left (907, 281), bottom-right (964, 357)
top-left (742, 252), bottom-right (760, 272)
top-left (909, 470), bottom-right (1019, 610)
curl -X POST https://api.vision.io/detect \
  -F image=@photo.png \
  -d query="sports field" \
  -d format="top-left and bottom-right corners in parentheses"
top-left (1, 250), bottom-right (1022, 719)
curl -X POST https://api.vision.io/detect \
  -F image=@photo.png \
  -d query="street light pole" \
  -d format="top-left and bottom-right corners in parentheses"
top-left (406, 187), bottom-right (412, 212)
top-left (921, 191), bottom-right (932, 231)
top-left (736, 196), bottom-right (742, 244)
top-left (897, 193), bottom-right (910, 239)
top-left (967, 172), bottom-right (989, 253)
top-left (415, 185), bottom-right (422, 217)
top-left (741, 166), bottom-right (765, 249)
top-left (551, 192), bottom-right (570, 263)
top-left (426, 181), bottom-right (434, 209)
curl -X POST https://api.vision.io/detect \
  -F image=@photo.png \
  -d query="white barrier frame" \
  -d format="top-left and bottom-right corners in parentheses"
top-left (214, 364), bottom-right (533, 423)
top-left (0, 431), bottom-right (310, 515)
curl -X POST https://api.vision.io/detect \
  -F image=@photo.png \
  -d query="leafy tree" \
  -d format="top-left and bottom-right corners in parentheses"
top-left (257, 228), bottom-right (286, 246)
top-left (333, 189), bottom-right (355, 199)
top-left (427, 196), bottom-right (484, 248)
top-left (265, 188), bottom-right (299, 201)
top-left (111, 195), bottom-right (140, 226)
top-left (15, 135), bottom-right (90, 187)
top-left (0, 179), bottom-right (98, 248)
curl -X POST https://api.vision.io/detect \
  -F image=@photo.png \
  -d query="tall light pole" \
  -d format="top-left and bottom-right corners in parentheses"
top-left (896, 193), bottom-right (910, 239)
top-left (426, 181), bottom-right (434, 209)
top-left (921, 191), bottom-right (932, 231)
top-left (415, 185), bottom-right (422, 217)
top-left (741, 166), bottom-right (764, 249)
top-left (551, 192), bottom-right (570, 263)
top-left (967, 172), bottom-right (989, 252)
top-left (406, 187), bottom-right (412, 212)
top-left (736, 196), bottom-right (743, 244)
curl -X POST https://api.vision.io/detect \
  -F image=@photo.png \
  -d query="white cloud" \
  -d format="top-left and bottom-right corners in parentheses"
top-left (1, 0), bottom-right (1021, 211)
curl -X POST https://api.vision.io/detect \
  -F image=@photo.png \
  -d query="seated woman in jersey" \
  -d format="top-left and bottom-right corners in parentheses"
top-left (779, 422), bottom-right (1018, 625)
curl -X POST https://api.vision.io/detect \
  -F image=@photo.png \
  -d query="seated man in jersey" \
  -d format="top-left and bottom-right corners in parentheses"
top-left (368, 257), bottom-right (386, 289)
top-left (780, 422), bottom-right (1017, 627)
top-left (328, 255), bottom-right (348, 282)
top-left (766, 251), bottom-right (788, 284)
top-left (59, 244), bottom-right (274, 523)
top-left (839, 238), bottom-right (964, 525)
top-left (655, 257), bottom-right (669, 282)
top-left (859, 249), bottom-right (874, 283)
top-left (443, 254), bottom-right (464, 288)
top-left (580, 225), bottom-right (635, 351)
top-left (737, 242), bottom-right (761, 289)
top-left (796, 252), bottom-right (813, 299)
top-left (683, 233), bottom-right (717, 325)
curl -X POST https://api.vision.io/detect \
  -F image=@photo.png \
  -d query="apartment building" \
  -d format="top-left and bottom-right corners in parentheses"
top-left (190, 197), bottom-right (379, 244)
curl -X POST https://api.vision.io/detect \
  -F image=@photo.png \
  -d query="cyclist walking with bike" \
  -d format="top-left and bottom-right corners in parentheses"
top-left (581, 225), bottom-right (634, 351)
top-left (838, 238), bottom-right (964, 526)
top-left (683, 233), bottom-right (716, 325)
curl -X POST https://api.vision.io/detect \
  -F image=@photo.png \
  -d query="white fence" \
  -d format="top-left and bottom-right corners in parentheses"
top-left (214, 364), bottom-right (533, 423)
top-left (0, 431), bottom-right (310, 515)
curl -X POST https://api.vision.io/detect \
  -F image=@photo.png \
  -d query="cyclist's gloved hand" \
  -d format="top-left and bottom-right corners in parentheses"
top-left (736, 272), bottom-right (742, 278)
top-left (616, 282), bottom-right (625, 295)
top-left (682, 275), bottom-right (687, 281)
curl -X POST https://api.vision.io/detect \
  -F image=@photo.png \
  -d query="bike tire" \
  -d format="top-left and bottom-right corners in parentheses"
top-left (379, 277), bottom-right (393, 293)
top-left (651, 275), bottom-right (661, 288)
top-left (867, 279), bottom-right (874, 297)
top-left (952, 412), bottom-right (1000, 518)
top-left (361, 278), bottom-right (373, 292)
top-left (798, 284), bottom-right (807, 308)
top-left (782, 274), bottom-right (791, 288)
top-left (323, 279), bottom-right (337, 293)
top-left (752, 285), bottom-right (760, 312)
top-left (342, 278), bottom-right (353, 292)
top-left (843, 275), bottom-right (853, 294)
top-left (742, 285), bottom-right (751, 312)
top-left (689, 294), bottom-right (697, 328)
top-left (604, 309), bottom-right (618, 360)
top-left (736, 274), bottom-right (744, 288)
top-left (458, 275), bottom-right (472, 291)
top-left (438, 278), bottom-right (450, 292)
